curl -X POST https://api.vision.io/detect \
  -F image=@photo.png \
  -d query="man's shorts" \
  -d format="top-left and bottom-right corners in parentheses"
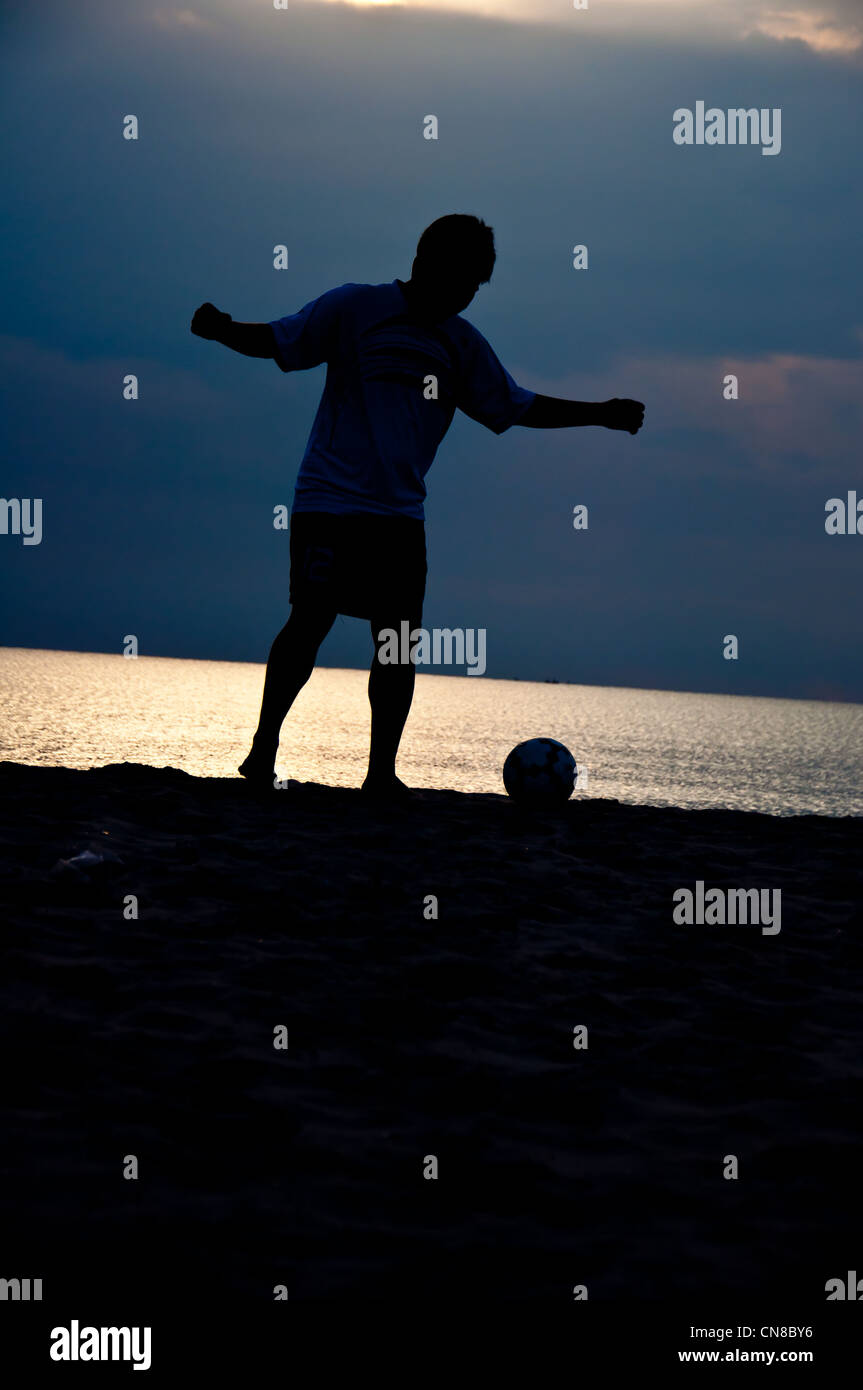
top-left (289, 510), bottom-right (427, 621)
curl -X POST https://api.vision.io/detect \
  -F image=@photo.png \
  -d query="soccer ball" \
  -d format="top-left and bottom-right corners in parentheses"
top-left (502, 737), bottom-right (577, 806)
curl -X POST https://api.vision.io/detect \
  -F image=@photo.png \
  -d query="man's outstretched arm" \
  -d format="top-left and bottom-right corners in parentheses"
top-left (190, 302), bottom-right (275, 359)
top-left (519, 394), bottom-right (645, 435)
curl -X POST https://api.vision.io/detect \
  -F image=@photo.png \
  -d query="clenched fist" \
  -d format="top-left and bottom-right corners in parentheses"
top-left (602, 398), bottom-right (645, 435)
top-left (190, 302), bottom-right (231, 341)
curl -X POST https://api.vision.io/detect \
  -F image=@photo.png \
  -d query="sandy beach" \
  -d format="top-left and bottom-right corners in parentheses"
top-left (2, 760), bottom-right (861, 1303)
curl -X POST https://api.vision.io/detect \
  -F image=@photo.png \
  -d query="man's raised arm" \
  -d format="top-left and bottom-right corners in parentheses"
top-left (190, 302), bottom-right (276, 359)
top-left (519, 394), bottom-right (645, 435)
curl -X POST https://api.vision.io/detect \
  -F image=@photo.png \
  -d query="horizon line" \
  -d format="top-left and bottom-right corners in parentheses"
top-left (2, 645), bottom-right (859, 710)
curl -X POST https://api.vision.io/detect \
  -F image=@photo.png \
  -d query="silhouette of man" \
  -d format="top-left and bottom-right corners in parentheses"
top-left (191, 214), bottom-right (644, 796)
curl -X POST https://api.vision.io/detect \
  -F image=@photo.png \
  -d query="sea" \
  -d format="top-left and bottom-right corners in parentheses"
top-left (2, 646), bottom-right (861, 816)
top-left (3, 647), bottom-right (862, 1306)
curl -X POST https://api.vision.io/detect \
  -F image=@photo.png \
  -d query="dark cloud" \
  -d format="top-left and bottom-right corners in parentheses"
top-left (2, 0), bottom-right (861, 698)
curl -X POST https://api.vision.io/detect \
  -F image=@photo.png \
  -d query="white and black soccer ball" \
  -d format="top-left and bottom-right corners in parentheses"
top-left (502, 737), bottom-right (577, 806)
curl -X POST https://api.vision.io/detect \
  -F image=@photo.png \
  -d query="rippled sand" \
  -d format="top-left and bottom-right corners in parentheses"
top-left (2, 761), bottom-right (861, 1301)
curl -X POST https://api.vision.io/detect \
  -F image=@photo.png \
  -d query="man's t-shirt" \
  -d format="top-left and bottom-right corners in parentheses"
top-left (269, 280), bottom-right (535, 519)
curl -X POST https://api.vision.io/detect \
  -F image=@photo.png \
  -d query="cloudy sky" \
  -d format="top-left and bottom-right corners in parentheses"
top-left (2, 0), bottom-right (861, 699)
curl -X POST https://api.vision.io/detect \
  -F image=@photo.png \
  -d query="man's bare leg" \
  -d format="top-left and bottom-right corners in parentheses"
top-left (363, 614), bottom-right (420, 796)
top-left (239, 604), bottom-right (337, 784)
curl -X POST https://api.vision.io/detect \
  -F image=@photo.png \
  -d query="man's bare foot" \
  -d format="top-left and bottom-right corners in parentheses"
top-left (238, 745), bottom-right (277, 787)
top-left (361, 773), bottom-right (413, 800)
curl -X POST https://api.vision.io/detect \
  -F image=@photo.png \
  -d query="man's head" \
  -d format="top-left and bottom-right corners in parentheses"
top-left (406, 214), bottom-right (496, 322)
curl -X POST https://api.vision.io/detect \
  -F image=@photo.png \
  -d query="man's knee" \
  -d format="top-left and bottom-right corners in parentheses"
top-left (371, 618), bottom-right (423, 676)
top-left (287, 604), bottom-right (336, 641)
top-left (370, 615), bottom-right (423, 647)
top-left (270, 606), bottom-right (334, 662)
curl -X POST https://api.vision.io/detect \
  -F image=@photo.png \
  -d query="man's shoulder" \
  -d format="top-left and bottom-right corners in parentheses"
top-left (312, 281), bottom-right (402, 323)
top-left (314, 281), bottom-right (364, 306)
top-left (320, 281), bottom-right (398, 305)
top-left (446, 312), bottom-right (492, 358)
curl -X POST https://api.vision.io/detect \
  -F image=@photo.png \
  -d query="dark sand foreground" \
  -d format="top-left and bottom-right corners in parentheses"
top-left (1, 761), bottom-right (861, 1303)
